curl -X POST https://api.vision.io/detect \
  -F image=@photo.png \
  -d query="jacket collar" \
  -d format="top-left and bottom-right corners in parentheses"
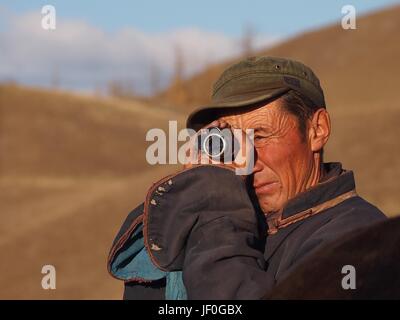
top-left (266, 162), bottom-right (357, 234)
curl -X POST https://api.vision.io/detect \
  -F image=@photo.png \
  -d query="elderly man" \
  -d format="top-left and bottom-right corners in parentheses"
top-left (107, 56), bottom-right (386, 300)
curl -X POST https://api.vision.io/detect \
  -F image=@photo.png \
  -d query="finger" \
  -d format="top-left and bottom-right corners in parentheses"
top-left (217, 119), bottom-right (230, 129)
top-left (202, 120), bottom-right (220, 130)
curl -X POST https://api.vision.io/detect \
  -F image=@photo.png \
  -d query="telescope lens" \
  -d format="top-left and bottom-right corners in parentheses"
top-left (204, 132), bottom-right (226, 157)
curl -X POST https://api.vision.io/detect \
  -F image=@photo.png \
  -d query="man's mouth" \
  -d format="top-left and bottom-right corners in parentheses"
top-left (254, 181), bottom-right (279, 195)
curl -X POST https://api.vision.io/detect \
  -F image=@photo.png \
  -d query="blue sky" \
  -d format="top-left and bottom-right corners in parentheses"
top-left (2, 0), bottom-right (398, 37)
top-left (0, 0), bottom-right (398, 94)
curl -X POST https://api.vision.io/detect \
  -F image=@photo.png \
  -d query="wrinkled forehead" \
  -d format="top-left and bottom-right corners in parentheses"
top-left (218, 99), bottom-right (286, 130)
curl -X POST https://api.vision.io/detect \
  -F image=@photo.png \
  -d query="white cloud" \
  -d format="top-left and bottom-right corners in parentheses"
top-left (0, 10), bottom-right (280, 95)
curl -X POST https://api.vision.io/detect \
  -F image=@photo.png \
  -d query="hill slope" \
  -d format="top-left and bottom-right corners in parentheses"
top-left (0, 84), bottom-right (184, 299)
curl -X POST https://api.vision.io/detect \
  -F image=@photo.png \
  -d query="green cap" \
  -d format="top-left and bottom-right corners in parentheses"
top-left (186, 56), bottom-right (325, 131)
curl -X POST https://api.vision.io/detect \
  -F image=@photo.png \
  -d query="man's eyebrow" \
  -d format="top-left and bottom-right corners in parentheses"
top-left (253, 126), bottom-right (272, 133)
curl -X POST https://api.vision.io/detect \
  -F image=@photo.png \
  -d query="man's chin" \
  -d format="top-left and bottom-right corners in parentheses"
top-left (258, 195), bottom-right (284, 215)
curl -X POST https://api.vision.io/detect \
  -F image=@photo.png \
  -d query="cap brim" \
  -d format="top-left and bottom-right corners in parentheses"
top-left (186, 87), bottom-right (290, 131)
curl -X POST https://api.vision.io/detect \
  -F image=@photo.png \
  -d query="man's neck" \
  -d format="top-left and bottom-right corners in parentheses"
top-left (304, 154), bottom-right (323, 191)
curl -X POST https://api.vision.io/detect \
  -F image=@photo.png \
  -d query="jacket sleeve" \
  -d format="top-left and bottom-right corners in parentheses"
top-left (142, 165), bottom-right (274, 299)
top-left (107, 204), bottom-right (167, 300)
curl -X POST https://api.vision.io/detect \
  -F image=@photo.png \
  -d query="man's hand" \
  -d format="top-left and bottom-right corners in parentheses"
top-left (183, 119), bottom-right (254, 177)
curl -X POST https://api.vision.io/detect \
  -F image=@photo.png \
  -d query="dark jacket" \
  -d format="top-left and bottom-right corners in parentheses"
top-left (107, 162), bottom-right (386, 299)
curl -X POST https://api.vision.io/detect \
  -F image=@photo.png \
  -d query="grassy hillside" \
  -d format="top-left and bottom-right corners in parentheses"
top-left (0, 85), bottom-right (183, 178)
top-left (0, 84), bottom-right (184, 299)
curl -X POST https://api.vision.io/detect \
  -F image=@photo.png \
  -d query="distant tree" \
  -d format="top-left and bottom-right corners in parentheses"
top-left (241, 23), bottom-right (256, 58)
top-left (149, 61), bottom-right (161, 96)
top-left (172, 44), bottom-right (185, 85)
top-left (107, 79), bottom-right (137, 99)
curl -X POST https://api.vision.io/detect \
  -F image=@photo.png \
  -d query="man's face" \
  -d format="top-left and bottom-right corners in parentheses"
top-left (219, 99), bottom-right (321, 214)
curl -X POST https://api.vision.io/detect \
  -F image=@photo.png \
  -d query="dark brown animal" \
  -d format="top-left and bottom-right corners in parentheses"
top-left (265, 216), bottom-right (400, 299)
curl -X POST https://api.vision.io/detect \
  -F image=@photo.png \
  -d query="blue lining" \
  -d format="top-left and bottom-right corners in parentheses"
top-left (109, 222), bottom-right (187, 299)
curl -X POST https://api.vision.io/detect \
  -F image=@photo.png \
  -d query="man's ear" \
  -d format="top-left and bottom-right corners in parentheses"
top-left (309, 108), bottom-right (331, 152)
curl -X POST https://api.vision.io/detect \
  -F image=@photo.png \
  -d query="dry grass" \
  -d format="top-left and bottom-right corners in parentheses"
top-left (0, 85), bottom-right (182, 178)
top-left (0, 84), bottom-right (184, 299)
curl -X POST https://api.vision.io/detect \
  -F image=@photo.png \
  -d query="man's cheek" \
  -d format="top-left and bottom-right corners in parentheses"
top-left (262, 142), bottom-right (293, 163)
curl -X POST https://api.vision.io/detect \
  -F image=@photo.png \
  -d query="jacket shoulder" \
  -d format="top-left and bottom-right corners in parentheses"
top-left (303, 196), bottom-right (386, 246)
top-left (330, 195), bottom-right (387, 226)
top-left (284, 196), bottom-right (386, 273)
